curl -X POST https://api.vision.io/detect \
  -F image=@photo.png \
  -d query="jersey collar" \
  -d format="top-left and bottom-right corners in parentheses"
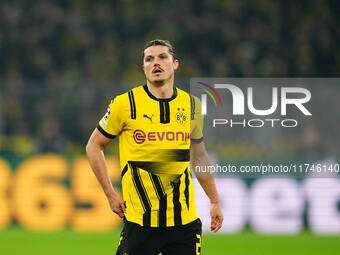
top-left (143, 84), bottom-right (177, 102)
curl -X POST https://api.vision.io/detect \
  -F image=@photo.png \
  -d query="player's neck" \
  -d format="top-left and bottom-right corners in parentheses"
top-left (146, 80), bottom-right (174, 99)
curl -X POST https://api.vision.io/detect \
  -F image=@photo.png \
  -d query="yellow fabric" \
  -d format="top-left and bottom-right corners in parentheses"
top-left (98, 85), bottom-right (203, 227)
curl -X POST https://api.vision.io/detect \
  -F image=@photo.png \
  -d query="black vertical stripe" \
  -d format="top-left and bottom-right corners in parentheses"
top-left (184, 168), bottom-right (190, 209)
top-left (131, 90), bottom-right (136, 119)
top-left (159, 101), bottom-right (165, 123)
top-left (164, 101), bottom-right (170, 123)
top-left (171, 179), bottom-right (182, 226)
top-left (128, 91), bottom-right (136, 119)
top-left (159, 101), bottom-right (170, 123)
top-left (190, 95), bottom-right (195, 120)
top-left (149, 173), bottom-right (167, 227)
top-left (128, 91), bottom-right (133, 119)
top-left (130, 164), bottom-right (151, 226)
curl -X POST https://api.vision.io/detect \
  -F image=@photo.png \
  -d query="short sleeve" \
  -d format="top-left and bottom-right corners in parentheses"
top-left (97, 95), bottom-right (126, 139)
top-left (190, 96), bottom-right (204, 143)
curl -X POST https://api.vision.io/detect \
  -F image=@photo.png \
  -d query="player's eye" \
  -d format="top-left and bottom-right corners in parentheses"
top-left (145, 57), bottom-right (152, 62)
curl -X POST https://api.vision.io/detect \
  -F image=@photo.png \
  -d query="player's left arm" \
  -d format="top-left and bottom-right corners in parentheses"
top-left (190, 141), bottom-right (223, 232)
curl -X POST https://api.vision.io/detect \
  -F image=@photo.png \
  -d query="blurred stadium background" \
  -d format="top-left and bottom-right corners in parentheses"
top-left (0, 0), bottom-right (339, 254)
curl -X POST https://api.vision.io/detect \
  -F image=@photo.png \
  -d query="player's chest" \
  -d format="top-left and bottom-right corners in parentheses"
top-left (130, 100), bottom-right (189, 126)
top-left (123, 94), bottom-right (193, 146)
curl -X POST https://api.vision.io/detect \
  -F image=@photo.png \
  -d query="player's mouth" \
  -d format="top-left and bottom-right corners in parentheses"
top-left (152, 67), bottom-right (164, 74)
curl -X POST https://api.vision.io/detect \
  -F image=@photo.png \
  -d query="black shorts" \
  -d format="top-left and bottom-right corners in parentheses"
top-left (115, 218), bottom-right (202, 255)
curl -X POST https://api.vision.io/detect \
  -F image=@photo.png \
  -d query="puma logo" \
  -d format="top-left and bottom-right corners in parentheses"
top-left (143, 114), bottom-right (154, 122)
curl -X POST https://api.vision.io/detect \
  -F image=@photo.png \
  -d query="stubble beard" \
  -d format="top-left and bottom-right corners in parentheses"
top-left (153, 79), bottom-right (165, 86)
top-left (148, 73), bottom-right (172, 87)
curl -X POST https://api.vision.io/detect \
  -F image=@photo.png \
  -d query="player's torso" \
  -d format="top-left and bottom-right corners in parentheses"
top-left (119, 85), bottom-right (192, 175)
top-left (118, 85), bottom-right (198, 227)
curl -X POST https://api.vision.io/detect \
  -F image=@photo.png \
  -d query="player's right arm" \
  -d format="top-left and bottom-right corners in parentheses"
top-left (86, 128), bottom-right (126, 218)
top-left (86, 95), bottom-right (127, 218)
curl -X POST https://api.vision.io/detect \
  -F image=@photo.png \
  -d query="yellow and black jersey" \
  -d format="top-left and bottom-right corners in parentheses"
top-left (97, 85), bottom-right (203, 227)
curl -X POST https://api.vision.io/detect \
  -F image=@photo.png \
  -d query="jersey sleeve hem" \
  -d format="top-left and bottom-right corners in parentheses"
top-left (97, 124), bottom-right (116, 139)
top-left (190, 137), bottom-right (204, 143)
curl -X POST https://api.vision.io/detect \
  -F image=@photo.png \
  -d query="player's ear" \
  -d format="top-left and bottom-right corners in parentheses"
top-left (173, 59), bottom-right (179, 70)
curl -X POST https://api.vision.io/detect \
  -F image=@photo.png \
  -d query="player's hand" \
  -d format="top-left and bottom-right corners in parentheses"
top-left (107, 191), bottom-right (126, 218)
top-left (210, 202), bottom-right (223, 232)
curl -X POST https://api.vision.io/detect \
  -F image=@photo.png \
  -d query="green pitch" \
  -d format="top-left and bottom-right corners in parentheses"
top-left (0, 227), bottom-right (339, 255)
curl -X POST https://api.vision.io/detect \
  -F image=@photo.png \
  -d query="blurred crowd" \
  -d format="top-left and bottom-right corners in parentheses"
top-left (0, 0), bottom-right (339, 160)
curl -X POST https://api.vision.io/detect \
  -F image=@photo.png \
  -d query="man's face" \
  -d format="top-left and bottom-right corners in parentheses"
top-left (142, 45), bottom-right (179, 85)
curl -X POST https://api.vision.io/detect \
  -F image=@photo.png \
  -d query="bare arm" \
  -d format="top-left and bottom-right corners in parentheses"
top-left (86, 128), bottom-right (126, 218)
top-left (190, 141), bottom-right (223, 232)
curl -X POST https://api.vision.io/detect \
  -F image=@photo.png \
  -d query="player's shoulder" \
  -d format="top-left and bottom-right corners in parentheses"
top-left (108, 93), bottom-right (127, 107)
top-left (120, 85), bottom-right (147, 101)
top-left (109, 85), bottom-right (145, 105)
top-left (129, 84), bottom-right (146, 94)
top-left (176, 88), bottom-right (201, 105)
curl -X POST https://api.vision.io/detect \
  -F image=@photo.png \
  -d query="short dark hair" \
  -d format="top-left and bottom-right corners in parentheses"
top-left (142, 39), bottom-right (177, 62)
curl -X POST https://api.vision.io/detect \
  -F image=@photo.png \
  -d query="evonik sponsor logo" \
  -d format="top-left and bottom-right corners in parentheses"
top-left (133, 130), bottom-right (190, 144)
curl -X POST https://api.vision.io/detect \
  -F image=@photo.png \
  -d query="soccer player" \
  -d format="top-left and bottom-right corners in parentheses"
top-left (86, 39), bottom-right (223, 255)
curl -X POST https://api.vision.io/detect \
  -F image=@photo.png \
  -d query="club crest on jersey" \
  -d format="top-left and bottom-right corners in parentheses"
top-left (176, 108), bottom-right (187, 124)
